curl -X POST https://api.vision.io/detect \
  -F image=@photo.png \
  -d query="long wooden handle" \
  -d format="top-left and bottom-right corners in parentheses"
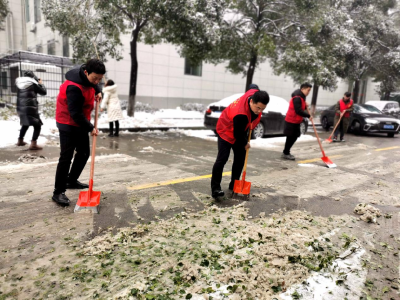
top-left (89, 101), bottom-right (99, 182)
top-left (307, 107), bottom-right (326, 157)
top-left (328, 113), bottom-right (344, 140)
top-left (242, 129), bottom-right (252, 173)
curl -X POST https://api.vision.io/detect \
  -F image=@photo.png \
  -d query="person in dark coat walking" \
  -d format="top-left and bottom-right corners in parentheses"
top-left (15, 70), bottom-right (47, 150)
top-left (282, 83), bottom-right (313, 160)
top-left (52, 59), bottom-right (105, 206)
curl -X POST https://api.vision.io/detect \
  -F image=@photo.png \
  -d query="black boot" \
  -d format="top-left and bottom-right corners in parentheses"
top-left (212, 190), bottom-right (225, 199)
top-left (108, 122), bottom-right (114, 137)
top-left (66, 180), bottom-right (89, 189)
top-left (114, 121), bottom-right (119, 137)
top-left (52, 192), bottom-right (70, 206)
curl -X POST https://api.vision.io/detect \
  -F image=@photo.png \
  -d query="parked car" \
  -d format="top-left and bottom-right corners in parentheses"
top-left (320, 103), bottom-right (400, 137)
top-left (365, 100), bottom-right (400, 118)
top-left (204, 93), bottom-right (308, 139)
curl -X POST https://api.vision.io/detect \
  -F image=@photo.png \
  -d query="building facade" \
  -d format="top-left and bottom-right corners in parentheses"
top-left (0, 0), bottom-right (380, 108)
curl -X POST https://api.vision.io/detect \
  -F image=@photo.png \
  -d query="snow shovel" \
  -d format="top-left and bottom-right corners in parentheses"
top-left (74, 101), bottom-right (101, 213)
top-left (233, 129), bottom-right (252, 196)
top-left (307, 107), bottom-right (337, 168)
top-left (325, 113), bottom-right (344, 143)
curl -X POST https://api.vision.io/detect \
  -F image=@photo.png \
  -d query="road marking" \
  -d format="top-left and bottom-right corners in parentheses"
top-left (375, 146), bottom-right (400, 152)
top-left (127, 172), bottom-right (232, 191)
top-left (298, 155), bottom-right (343, 164)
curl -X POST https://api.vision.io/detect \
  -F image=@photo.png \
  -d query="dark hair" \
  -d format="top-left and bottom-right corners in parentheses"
top-left (300, 82), bottom-right (312, 90)
top-left (106, 79), bottom-right (115, 86)
top-left (24, 70), bottom-right (39, 81)
top-left (85, 59), bottom-right (106, 75)
top-left (344, 92), bottom-right (351, 97)
top-left (247, 83), bottom-right (259, 91)
top-left (252, 90), bottom-right (269, 105)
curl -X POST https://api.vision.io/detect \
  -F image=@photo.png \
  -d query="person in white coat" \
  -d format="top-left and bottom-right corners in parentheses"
top-left (101, 79), bottom-right (123, 137)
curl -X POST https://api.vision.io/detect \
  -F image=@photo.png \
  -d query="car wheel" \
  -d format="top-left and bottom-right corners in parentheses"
top-left (251, 123), bottom-right (264, 139)
top-left (321, 117), bottom-right (329, 131)
top-left (388, 132), bottom-right (395, 137)
top-left (300, 121), bottom-right (307, 135)
top-left (351, 121), bottom-right (362, 135)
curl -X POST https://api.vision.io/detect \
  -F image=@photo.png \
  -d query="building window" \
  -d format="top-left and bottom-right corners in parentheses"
top-left (1, 71), bottom-right (7, 89)
top-left (47, 40), bottom-right (55, 55)
top-left (184, 58), bottom-right (202, 76)
top-left (34, 0), bottom-right (41, 23)
top-left (25, 0), bottom-right (30, 23)
top-left (63, 36), bottom-right (69, 57)
top-left (36, 44), bottom-right (42, 53)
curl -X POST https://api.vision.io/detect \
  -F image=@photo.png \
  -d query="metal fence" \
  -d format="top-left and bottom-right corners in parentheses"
top-left (0, 51), bottom-right (74, 112)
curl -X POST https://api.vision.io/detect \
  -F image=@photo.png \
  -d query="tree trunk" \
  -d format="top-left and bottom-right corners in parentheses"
top-left (310, 83), bottom-right (319, 117)
top-left (352, 79), bottom-right (360, 103)
top-left (383, 91), bottom-right (390, 100)
top-left (128, 29), bottom-right (140, 117)
top-left (245, 53), bottom-right (257, 92)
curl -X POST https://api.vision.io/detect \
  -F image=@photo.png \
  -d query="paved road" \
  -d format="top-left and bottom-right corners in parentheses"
top-left (0, 129), bottom-right (399, 298)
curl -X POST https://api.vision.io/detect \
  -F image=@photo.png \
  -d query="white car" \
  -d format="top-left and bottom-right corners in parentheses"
top-left (204, 93), bottom-right (309, 139)
top-left (365, 101), bottom-right (400, 118)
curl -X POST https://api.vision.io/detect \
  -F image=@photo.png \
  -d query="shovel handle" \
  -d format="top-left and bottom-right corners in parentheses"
top-left (242, 129), bottom-right (252, 173)
top-left (89, 101), bottom-right (99, 183)
top-left (328, 113), bottom-right (344, 140)
top-left (307, 107), bottom-right (326, 157)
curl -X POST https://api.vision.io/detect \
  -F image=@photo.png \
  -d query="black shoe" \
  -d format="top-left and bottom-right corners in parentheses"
top-left (212, 190), bottom-right (225, 198)
top-left (52, 193), bottom-right (70, 206)
top-left (108, 133), bottom-right (114, 137)
top-left (114, 133), bottom-right (119, 137)
top-left (66, 180), bottom-right (89, 189)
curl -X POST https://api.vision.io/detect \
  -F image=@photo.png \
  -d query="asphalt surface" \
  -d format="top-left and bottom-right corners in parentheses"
top-left (1, 128), bottom-right (400, 298)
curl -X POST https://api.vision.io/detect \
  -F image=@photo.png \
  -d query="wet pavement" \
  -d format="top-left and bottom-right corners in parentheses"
top-left (1, 129), bottom-right (400, 299)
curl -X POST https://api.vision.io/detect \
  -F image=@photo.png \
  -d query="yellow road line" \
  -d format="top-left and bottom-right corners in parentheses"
top-left (127, 172), bottom-right (232, 191)
top-left (375, 146), bottom-right (400, 152)
top-left (298, 155), bottom-right (343, 164)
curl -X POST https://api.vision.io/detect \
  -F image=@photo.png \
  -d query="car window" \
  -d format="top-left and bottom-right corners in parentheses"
top-left (394, 102), bottom-right (400, 109)
top-left (329, 105), bottom-right (335, 110)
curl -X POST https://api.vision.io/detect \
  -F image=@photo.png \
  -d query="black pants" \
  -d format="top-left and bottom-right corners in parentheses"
top-left (19, 125), bottom-right (41, 141)
top-left (211, 137), bottom-right (246, 192)
top-left (283, 136), bottom-right (298, 155)
top-left (334, 121), bottom-right (344, 139)
top-left (54, 129), bottom-right (90, 194)
top-left (109, 121), bottom-right (119, 135)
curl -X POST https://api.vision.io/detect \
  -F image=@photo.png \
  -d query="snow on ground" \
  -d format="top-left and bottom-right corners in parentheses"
top-left (178, 129), bottom-right (317, 149)
top-left (0, 109), bottom-right (205, 148)
top-left (280, 247), bottom-right (367, 300)
top-left (98, 109), bottom-right (204, 129)
top-left (0, 116), bottom-right (58, 148)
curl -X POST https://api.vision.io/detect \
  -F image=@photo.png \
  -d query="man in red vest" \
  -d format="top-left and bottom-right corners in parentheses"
top-left (52, 59), bottom-right (105, 206)
top-left (211, 88), bottom-right (270, 198)
top-left (282, 82), bottom-right (313, 160)
top-left (333, 92), bottom-right (354, 142)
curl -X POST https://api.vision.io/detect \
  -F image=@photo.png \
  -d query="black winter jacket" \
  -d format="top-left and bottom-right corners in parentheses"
top-left (16, 77), bottom-right (47, 126)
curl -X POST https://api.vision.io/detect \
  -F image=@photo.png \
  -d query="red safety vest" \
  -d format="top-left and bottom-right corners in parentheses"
top-left (336, 99), bottom-right (353, 118)
top-left (216, 89), bottom-right (261, 144)
top-left (56, 80), bottom-right (95, 127)
top-left (285, 96), bottom-right (306, 124)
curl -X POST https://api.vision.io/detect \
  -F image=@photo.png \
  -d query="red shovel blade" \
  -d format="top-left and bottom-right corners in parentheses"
top-left (321, 156), bottom-right (337, 168)
top-left (74, 179), bottom-right (101, 213)
top-left (325, 137), bottom-right (333, 143)
top-left (233, 179), bottom-right (252, 195)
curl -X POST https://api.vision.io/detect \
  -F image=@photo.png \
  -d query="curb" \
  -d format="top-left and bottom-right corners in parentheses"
top-left (98, 126), bottom-right (206, 133)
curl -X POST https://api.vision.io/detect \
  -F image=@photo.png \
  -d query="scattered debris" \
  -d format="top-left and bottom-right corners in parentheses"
top-left (139, 146), bottom-right (155, 153)
top-left (354, 203), bottom-right (381, 223)
top-left (17, 154), bottom-right (47, 163)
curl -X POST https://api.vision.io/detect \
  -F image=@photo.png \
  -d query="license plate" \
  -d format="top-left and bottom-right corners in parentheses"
top-left (383, 125), bottom-right (394, 129)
